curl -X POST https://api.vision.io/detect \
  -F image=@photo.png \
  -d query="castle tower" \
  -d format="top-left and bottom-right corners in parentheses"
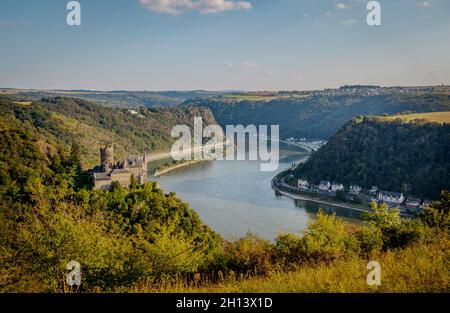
top-left (100, 145), bottom-right (114, 173)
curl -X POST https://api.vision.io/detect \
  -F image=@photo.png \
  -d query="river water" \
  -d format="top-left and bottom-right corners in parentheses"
top-left (152, 147), bottom-right (362, 240)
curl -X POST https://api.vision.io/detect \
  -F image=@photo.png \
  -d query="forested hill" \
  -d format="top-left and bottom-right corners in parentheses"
top-left (187, 93), bottom-right (450, 140)
top-left (3, 89), bottom-right (224, 108)
top-left (292, 113), bottom-right (450, 199)
top-left (0, 95), bottom-right (216, 168)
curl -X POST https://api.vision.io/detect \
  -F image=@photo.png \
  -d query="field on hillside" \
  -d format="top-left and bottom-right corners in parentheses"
top-left (382, 111), bottom-right (450, 124)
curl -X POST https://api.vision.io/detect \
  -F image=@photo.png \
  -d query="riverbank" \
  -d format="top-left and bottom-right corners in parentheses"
top-left (153, 160), bottom-right (208, 177)
top-left (271, 170), bottom-right (373, 214)
top-left (273, 186), bottom-right (370, 213)
top-left (271, 172), bottom-right (415, 218)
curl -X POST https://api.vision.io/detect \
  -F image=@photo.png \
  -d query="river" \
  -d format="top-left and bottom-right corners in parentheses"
top-left (151, 145), bottom-right (362, 240)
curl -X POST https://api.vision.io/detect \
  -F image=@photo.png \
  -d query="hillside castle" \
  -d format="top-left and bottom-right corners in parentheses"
top-left (93, 146), bottom-right (148, 190)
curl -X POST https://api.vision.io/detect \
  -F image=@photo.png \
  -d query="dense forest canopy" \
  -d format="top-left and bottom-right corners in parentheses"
top-left (188, 93), bottom-right (450, 140)
top-left (293, 116), bottom-right (450, 199)
top-left (0, 95), bottom-right (216, 168)
top-left (0, 125), bottom-right (221, 291)
top-left (4, 89), bottom-right (225, 108)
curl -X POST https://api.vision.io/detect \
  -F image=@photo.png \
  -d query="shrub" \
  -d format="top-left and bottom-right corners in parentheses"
top-left (2, 207), bottom-right (141, 292)
top-left (300, 211), bottom-right (360, 262)
top-left (223, 234), bottom-right (274, 276)
top-left (275, 233), bottom-right (304, 266)
top-left (419, 191), bottom-right (450, 230)
top-left (355, 225), bottom-right (383, 255)
top-left (363, 202), bottom-right (401, 229)
top-left (382, 220), bottom-right (433, 249)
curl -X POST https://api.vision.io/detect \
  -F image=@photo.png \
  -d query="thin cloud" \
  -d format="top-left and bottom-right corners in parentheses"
top-left (335, 3), bottom-right (348, 10)
top-left (139, 0), bottom-right (252, 15)
top-left (417, 1), bottom-right (432, 8)
top-left (241, 61), bottom-right (259, 68)
top-left (418, 61), bottom-right (440, 67)
top-left (0, 20), bottom-right (17, 27)
top-left (342, 19), bottom-right (357, 27)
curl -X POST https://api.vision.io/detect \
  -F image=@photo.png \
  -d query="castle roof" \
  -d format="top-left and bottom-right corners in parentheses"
top-left (93, 172), bottom-right (110, 181)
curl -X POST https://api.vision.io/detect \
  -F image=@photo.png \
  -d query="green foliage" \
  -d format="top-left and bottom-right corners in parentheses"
top-left (133, 223), bottom-right (206, 282)
top-left (0, 126), bottom-right (220, 292)
top-left (382, 220), bottom-right (432, 249)
top-left (294, 116), bottom-right (450, 199)
top-left (221, 234), bottom-right (274, 276)
top-left (363, 202), bottom-right (402, 229)
top-left (363, 203), bottom-right (437, 249)
top-left (301, 211), bottom-right (360, 261)
top-left (1, 95), bottom-right (449, 292)
top-left (0, 95), bottom-right (217, 168)
top-left (20, 90), bottom-right (223, 108)
top-left (192, 93), bottom-right (450, 140)
top-left (419, 190), bottom-right (450, 230)
top-left (354, 225), bottom-right (384, 255)
top-left (275, 233), bottom-right (304, 265)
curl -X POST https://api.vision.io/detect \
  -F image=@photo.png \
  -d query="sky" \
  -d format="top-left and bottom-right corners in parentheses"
top-left (0, 0), bottom-right (449, 91)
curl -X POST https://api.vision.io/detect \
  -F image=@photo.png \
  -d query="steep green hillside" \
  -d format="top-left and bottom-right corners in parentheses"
top-left (0, 95), bottom-right (216, 168)
top-left (189, 93), bottom-right (450, 140)
top-left (292, 115), bottom-right (450, 199)
top-left (0, 125), bottom-right (221, 292)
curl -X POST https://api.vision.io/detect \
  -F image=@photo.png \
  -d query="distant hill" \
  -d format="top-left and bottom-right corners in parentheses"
top-left (188, 93), bottom-right (450, 140)
top-left (379, 111), bottom-right (450, 124)
top-left (0, 95), bottom-right (216, 168)
top-left (292, 114), bottom-right (450, 199)
top-left (2, 89), bottom-right (225, 108)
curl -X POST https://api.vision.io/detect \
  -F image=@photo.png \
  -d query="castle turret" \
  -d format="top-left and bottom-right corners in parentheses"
top-left (100, 145), bottom-right (114, 173)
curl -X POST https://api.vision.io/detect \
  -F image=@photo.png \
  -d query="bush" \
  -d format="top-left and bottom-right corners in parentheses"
top-left (419, 191), bottom-right (450, 230)
top-left (382, 220), bottom-right (434, 249)
top-left (363, 202), bottom-right (401, 229)
top-left (2, 207), bottom-right (141, 292)
top-left (275, 233), bottom-right (304, 267)
top-left (222, 234), bottom-right (274, 276)
top-left (355, 225), bottom-right (383, 255)
top-left (300, 211), bottom-right (360, 262)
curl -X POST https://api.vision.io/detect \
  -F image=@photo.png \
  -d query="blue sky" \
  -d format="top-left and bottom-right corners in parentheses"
top-left (0, 0), bottom-right (449, 91)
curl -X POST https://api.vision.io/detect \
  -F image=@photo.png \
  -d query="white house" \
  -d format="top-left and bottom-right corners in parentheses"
top-left (349, 185), bottom-right (362, 194)
top-left (319, 180), bottom-right (331, 191)
top-left (298, 179), bottom-right (309, 190)
top-left (331, 183), bottom-right (344, 192)
top-left (377, 191), bottom-right (405, 206)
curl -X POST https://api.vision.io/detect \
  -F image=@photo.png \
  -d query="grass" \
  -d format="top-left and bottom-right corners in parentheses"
top-left (12, 101), bottom-right (32, 106)
top-left (223, 94), bottom-right (279, 101)
top-left (129, 238), bottom-right (450, 293)
top-left (381, 111), bottom-right (450, 124)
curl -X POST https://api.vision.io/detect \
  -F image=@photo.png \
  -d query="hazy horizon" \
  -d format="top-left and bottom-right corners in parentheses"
top-left (2, 83), bottom-right (449, 93)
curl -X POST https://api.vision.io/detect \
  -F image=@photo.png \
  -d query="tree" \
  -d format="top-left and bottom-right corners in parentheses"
top-left (336, 190), bottom-right (347, 202)
top-left (419, 191), bottom-right (450, 230)
top-left (363, 202), bottom-right (401, 229)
